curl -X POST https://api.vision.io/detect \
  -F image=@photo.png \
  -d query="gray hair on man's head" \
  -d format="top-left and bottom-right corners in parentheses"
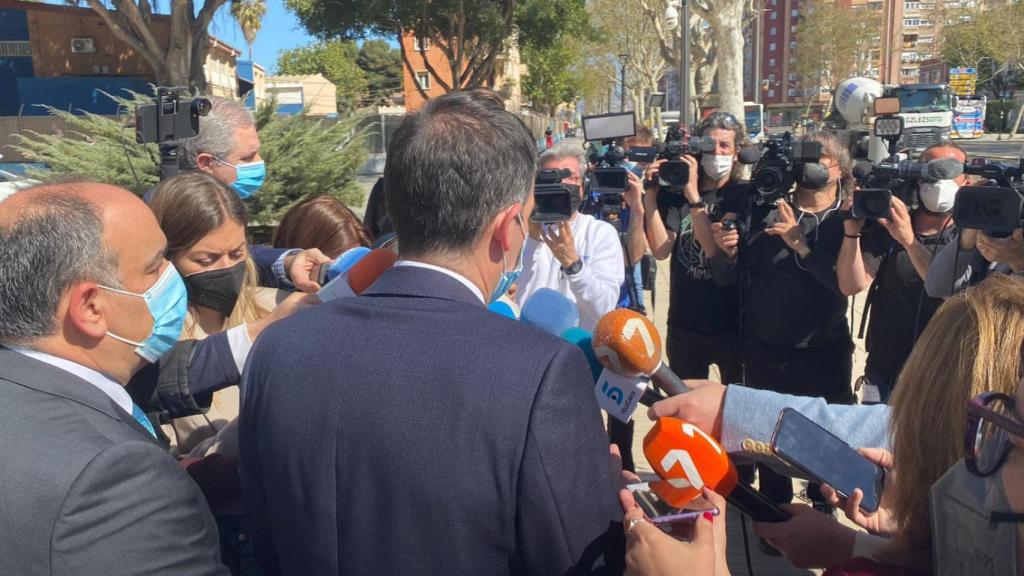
top-left (0, 187), bottom-right (120, 345)
top-left (180, 97), bottom-right (255, 169)
top-left (539, 144), bottom-right (589, 177)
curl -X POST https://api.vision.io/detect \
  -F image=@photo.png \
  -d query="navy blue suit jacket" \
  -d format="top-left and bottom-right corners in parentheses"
top-left (239, 265), bottom-right (625, 575)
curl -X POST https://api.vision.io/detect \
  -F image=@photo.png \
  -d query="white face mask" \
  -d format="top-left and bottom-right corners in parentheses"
top-left (701, 154), bottom-right (734, 180)
top-left (918, 179), bottom-right (960, 213)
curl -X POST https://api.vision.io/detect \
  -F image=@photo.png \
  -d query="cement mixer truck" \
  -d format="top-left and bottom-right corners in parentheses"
top-left (823, 77), bottom-right (953, 164)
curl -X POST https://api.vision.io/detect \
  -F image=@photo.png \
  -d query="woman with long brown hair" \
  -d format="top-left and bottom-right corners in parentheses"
top-left (149, 172), bottom-right (314, 455)
top-left (272, 194), bottom-right (373, 259)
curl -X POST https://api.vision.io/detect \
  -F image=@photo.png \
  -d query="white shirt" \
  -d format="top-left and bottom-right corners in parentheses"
top-left (10, 347), bottom-right (134, 415)
top-left (515, 214), bottom-right (625, 331)
top-left (394, 260), bottom-right (486, 304)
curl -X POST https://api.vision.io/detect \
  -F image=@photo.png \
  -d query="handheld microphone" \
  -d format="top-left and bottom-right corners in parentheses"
top-left (592, 309), bottom-right (688, 396)
top-left (644, 416), bottom-right (792, 522)
top-left (521, 288), bottom-right (579, 336)
top-left (563, 326), bottom-right (654, 422)
top-left (487, 300), bottom-right (518, 319)
top-left (317, 248), bottom-right (396, 302)
top-left (325, 246), bottom-right (371, 282)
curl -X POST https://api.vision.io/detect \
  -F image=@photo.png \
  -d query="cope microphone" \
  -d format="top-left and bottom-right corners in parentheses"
top-left (738, 147), bottom-right (763, 165)
top-left (520, 288), bottom-right (580, 336)
top-left (317, 248), bottom-right (397, 302)
top-left (592, 309), bottom-right (688, 396)
top-left (644, 416), bottom-right (792, 522)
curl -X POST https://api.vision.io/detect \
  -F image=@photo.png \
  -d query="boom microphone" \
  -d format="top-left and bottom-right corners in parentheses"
top-left (317, 248), bottom-right (396, 302)
top-left (644, 416), bottom-right (791, 522)
top-left (592, 309), bottom-right (688, 396)
top-left (521, 288), bottom-right (579, 336)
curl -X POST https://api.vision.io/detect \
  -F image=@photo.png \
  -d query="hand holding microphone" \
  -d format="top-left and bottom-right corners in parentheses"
top-left (317, 248), bottom-right (397, 302)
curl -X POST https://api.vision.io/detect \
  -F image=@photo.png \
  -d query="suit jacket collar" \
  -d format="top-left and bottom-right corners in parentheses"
top-left (0, 346), bottom-right (160, 443)
top-left (362, 265), bottom-right (486, 308)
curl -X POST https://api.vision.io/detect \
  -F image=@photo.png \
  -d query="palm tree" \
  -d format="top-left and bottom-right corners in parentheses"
top-left (231, 0), bottom-right (266, 62)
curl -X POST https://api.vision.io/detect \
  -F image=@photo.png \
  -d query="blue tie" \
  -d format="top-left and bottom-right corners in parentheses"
top-left (131, 403), bottom-right (157, 439)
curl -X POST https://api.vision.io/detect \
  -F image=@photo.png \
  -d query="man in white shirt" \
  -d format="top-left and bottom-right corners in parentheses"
top-left (516, 145), bottom-right (626, 330)
top-left (0, 182), bottom-right (226, 575)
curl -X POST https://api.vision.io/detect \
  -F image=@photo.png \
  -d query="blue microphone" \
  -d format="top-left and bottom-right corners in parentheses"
top-left (561, 327), bottom-right (603, 382)
top-left (521, 288), bottom-right (579, 336)
top-left (487, 300), bottom-right (518, 319)
top-left (325, 246), bottom-right (371, 282)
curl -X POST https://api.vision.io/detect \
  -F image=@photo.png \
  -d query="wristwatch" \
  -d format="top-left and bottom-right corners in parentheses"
top-left (688, 199), bottom-right (706, 209)
top-left (562, 259), bottom-right (583, 276)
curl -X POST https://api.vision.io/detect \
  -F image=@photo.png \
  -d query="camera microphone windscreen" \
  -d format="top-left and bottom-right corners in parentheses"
top-left (925, 158), bottom-right (965, 181)
top-left (738, 147), bottom-right (762, 165)
top-left (521, 288), bottom-right (580, 336)
top-left (853, 160), bottom-right (874, 181)
top-left (592, 309), bottom-right (688, 396)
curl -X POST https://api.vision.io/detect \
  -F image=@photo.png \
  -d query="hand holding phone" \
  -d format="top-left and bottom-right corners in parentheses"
top-left (770, 408), bottom-right (885, 513)
top-left (627, 483), bottom-right (720, 525)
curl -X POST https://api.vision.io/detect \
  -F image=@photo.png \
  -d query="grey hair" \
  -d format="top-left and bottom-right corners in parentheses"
top-left (384, 89), bottom-right (536, 256)
top-left (180, 97), bottom-right (255, 169)
top-left (539, 144), bottom-right (589, 177)
top-left (0, 190), bottom-right (120, 345)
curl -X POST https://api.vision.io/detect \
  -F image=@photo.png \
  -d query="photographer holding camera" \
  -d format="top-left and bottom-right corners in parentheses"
top-left (640, 112), bottom-right (747, 384)
top-left (516, 145), bottom-right (626, 331)
top-left (837, 142), bottom-right (967, 403)
top-left (709, 133), bottom-right (854, 521)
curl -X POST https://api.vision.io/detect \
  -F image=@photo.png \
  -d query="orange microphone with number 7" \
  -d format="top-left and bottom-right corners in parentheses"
top-left (591, 309), bottom-right (689, 396)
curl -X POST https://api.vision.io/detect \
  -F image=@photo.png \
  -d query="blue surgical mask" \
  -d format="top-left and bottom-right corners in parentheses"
top-left (215, 157), bottom-right (266, 199)
top-left (99, 264), bottom-right (189, 363)
top-left (490, 213), bottom-right (528, 303)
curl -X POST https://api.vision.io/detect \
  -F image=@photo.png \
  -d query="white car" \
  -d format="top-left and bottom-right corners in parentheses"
top-left (0, 168), bottom-right (40, 202)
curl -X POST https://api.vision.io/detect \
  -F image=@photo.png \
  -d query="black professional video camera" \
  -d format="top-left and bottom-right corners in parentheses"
top-left (750, 132), bottom-right (822, 203)
top-left (135, 87), bottom-right (211, 180)
top-left (852, 155), bottom-right (965, 220)
top-left (533, 168), bottom-right (581, 224)
top-left (954, 158), bottom-right (1024, 237)
top-left (655, 136), bottom-right (714, 191)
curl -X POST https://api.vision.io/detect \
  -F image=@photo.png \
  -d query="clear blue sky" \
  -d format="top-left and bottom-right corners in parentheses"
top-left (211, 0), bottom-right (398, 74)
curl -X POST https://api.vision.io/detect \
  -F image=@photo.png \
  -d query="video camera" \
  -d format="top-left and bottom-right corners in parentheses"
top-left (532, 168), bottom-right (581, 224)
top-left (750, 132), bottom-right (822, 203)
top-left (954, 158), bottom-right (1024, 236)
top-left (654, 136), bottom-right (714, 191)
top-left (582, 112), bottom-right (636, 196)
top-left (135, 87), bottom-right (211, 180)
top-left (852, 156), bottom-right (965, 220)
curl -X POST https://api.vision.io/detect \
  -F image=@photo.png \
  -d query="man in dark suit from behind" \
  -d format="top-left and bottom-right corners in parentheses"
top-left (240, 90), bottom-right (626, 575)
top-left (0, 183), bottom-right (226, 575)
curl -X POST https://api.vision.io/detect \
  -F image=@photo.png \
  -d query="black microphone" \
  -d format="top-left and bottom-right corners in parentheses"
top-left (738, 147), bottom-right (762, 165)
top-left (853, 160), bottom-right (874, 181)
top-left (926, 158), bottom-right (964, 181)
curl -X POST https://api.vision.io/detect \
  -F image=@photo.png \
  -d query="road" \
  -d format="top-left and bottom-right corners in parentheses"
top-left (956, 136), bottom-right (1024, 160)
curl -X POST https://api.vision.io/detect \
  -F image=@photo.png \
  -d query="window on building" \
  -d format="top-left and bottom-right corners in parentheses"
top-left (901, 67), bottom-right (919, 76)
top-left (790, 40), bottom-right (798, 49)
top-left (768, 58), bottom-right (776, 66)
top-left (791, 8), bottom-right (800, 16)
top-left (788, 88), bottom-right (800, 96)
top-left (770, 26), bottom-right (777, 35)
top-left (416, 71), bottom-right (430, 90)
top-left (768, 89), bottom-right (776, 97)
top-left (414, 36), bottom-right (431, 51)
top-left (905, 1), bottom-right (921, 9)
top-left (904, 18), bottom-right (920, 26)
top-left (769, 42), bottom-right (776, 51)
top-left (771, 10), bottom-right (778, 19)
top-left (788, 72), bottom-right (797, 80)
top-left (769, 73), bottom-right (777, 82)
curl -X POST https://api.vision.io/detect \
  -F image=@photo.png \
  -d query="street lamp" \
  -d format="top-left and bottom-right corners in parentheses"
top-left (618, 53), bottom-right (630, 112)
top-left (664, 0), bottom-right (690, 130)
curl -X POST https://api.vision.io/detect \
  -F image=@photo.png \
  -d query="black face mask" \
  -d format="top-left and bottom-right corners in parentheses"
top-left (183, 261), bottom-right (246, 316)
top-left (799, 162), bottom-right (832, 189)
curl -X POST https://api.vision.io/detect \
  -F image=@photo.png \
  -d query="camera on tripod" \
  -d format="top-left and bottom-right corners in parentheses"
top-left (750, 132), bottom-right (822, 203)
top-left (532, 168), bottom-right (580, 224)
top-left (135, 87), bottom-right (211, 180)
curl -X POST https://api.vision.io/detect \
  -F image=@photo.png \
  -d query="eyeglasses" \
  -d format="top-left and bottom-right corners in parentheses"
top-left (702, 112), bottom-right (741, 128)
top-left (964, 391), bottom-right (1024, 477)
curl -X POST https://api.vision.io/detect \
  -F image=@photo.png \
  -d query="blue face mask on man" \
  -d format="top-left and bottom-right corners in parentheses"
top-left (99, 264), bottom-right (189, 363)
top-left (490, 213), bottom-right (528, 303)
top-left (214, 157), bottom-right (266, 199)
